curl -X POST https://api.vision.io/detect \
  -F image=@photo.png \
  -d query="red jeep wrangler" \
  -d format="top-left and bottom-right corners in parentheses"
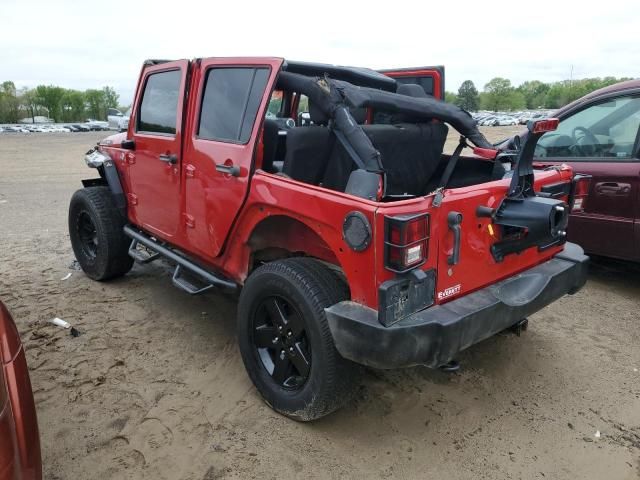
top-left (68, 58), bottom-right (589, 421)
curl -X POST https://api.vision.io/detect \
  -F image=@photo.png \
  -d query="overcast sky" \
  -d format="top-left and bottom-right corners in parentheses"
top-left (1, 0), bottom-right (637, 105)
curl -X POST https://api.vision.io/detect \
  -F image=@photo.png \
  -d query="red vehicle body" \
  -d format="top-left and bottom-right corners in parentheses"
top-left (532, 80), bottom-right (640, 262)
top-left (0, 302), bottom-right (42, 480)
top-left (69, 57), bottom-right (589, 419)
top-left (97, 59), bottom-right (576, 305)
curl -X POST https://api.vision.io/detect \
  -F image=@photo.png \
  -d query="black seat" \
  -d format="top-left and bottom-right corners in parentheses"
top-left (261, 118), bottom-right (279, 172)
top-left (282, 102), bottom-right (335, 184)
top-left (322, 122), bottom-right (449, 196)
top-left (396, 83), bottom-right (428, 98)
top-left (374, 83), bottom-right (429, 125)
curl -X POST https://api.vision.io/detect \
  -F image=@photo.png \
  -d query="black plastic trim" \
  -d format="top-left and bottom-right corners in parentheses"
top-left (325, 243), bottom-right (588, 369)
top-left (102, 160), bottom-right (127, 219)
top-left (540, 181), bottom-right (571, 198)
top-left (378, 269), bottom-right (435, 327)
top-left (124, 225), bottom-right (237, 290)
top-left (81, 178), bottom-right (107, 188)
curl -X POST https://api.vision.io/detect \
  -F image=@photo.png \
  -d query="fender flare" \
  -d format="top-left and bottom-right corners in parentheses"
top-left (81, 160), bottom-right (127, 218)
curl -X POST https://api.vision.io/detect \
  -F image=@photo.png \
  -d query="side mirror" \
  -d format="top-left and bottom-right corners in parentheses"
top-left (121, 139), bottom-right (135, 150)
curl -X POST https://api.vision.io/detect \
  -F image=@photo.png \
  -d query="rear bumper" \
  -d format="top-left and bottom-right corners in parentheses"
top-left (325, 242), bottom-right (588, 369)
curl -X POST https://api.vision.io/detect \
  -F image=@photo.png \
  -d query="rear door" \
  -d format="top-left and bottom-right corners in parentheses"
top-left (534, 94), bottom-right (640, 260)
top-left (379, 66), bottom-right (445, 99)
top-left (182, 58), bottom-right (283, 259)
top-left (128, 60), bottom-right (189, 239)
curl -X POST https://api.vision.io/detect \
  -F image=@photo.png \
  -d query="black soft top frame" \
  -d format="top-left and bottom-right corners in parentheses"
top-left (276, 71), bottom-right (493, 174)
top-left (283, 61), bottom-right (397, 91)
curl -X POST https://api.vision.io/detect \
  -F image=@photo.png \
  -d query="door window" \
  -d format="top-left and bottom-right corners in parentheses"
top-left (198, 67), bottom-right (270, 143)
top-left (137, 69), bottom-right (182, 135)
top-left (536, 96), bottom-right (640, 160)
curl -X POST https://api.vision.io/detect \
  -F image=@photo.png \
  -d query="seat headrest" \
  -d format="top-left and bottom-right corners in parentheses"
top-left (309, 102), bottom-right (329, 126)
top-left (397, 83), bottom-right (427, 98)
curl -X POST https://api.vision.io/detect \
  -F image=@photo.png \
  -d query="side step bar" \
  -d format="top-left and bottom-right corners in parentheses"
top-left (123, 225), bottom-right (237, 293)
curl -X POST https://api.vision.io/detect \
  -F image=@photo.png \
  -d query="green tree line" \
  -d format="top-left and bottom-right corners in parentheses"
top-left (0, 81), bottom-right (124, 123)
top-left (446, 76), bottom-right (633, 112)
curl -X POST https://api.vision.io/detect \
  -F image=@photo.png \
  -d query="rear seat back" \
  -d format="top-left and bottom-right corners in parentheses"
top-left (282, 126), bottom-right (334, 184)
top-left (323, 122), bottom-right (449, 196)
top-left (282, 102), bottom-right (336, 184)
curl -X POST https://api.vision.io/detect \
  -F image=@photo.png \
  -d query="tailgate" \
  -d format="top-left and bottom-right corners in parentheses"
top-left (434, 168), bottom-right (573, 304)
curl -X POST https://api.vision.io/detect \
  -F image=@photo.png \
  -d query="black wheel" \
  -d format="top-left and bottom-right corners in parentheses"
top-left (238, 258), bottom-right (360, 421)
top-left (68, 186), bottom-right (133, 281)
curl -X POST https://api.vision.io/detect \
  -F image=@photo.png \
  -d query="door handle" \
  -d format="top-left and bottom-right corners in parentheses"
top-left (595, 182), bottom-right (630, 195)
top-left (158, 153), bottom-right (177, 164)
top-left (447, 211), bottom-right (463, 266)
top-left (215, 163), bottom-right (241, 177)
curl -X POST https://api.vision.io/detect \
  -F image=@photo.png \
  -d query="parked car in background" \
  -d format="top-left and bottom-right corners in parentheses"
top-left (86, 119), bottom-right (109, 131)
top-left (2, 126), bottom-right (26, 133)
top-left (0, 301), bottom-right (42, 480)
top-left (107, 108), bottom-right (124, 130)
top-left (495, 116), bottom-right (518, 126)
top-left (117, 108), bottom-right (130, 132)
top-left (501, 80), bottom-right (640, 262)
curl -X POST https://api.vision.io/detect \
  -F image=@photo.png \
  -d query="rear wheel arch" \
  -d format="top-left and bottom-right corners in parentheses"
top-left (245, 215), bottom-right (346, 283)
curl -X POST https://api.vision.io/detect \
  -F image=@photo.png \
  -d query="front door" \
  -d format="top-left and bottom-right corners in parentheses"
top-left (128, 60), bottom-right (189, 240)
top-left (534, 94), bottom-right (640, 260)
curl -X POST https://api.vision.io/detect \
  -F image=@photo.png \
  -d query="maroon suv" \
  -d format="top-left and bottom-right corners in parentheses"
top-left (0, 302), bottom-right (42, 480)
top-left (532, 80), bottom-right (640, 262)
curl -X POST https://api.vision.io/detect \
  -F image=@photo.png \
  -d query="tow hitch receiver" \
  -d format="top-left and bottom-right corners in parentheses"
top-left (509, 318), bottom-right (529, 337)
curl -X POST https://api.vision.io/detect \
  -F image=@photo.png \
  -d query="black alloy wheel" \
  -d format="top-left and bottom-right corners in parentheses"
top-left (68, 186), bottom-right (133, 281)
top-left (77, 211), bottom-right (99, 259)
top-left (252, 295), bottom-right (311, 389)
top-left (237, 258), bottom-right (361, 421)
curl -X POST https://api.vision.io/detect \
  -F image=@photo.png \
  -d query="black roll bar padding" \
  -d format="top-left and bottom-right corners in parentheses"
top-left (330, 79), bottom-right (494, 149)
top-left (275, 71), bottom-right (495, 167)
top-left (507, 129), bottom-right (544, 199)
top-left (332, 106), bottom-right (383, 172)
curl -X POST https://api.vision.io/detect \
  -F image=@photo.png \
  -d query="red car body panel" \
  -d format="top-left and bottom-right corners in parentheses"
top-left (535, 80), bottom-right (640, 262)
top-left (0, 302), bottom-right (42, 480)
top-left (99, 57), bottom-right (576, 313)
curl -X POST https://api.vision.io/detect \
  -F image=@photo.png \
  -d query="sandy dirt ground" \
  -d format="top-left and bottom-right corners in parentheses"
top-left (0, 129), bottom-right (638, 480)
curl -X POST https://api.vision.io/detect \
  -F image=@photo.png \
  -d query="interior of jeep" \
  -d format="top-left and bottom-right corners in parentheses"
top-left (259, 69), bottom-right (503, 201)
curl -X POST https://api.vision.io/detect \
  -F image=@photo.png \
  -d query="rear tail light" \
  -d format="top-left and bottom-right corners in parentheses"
top-left (385, 214), bottom-right (430, 272)
top-left (529, 118), bottom-right (559, 134)
top-left (570, 174), bottom-right (591, 213)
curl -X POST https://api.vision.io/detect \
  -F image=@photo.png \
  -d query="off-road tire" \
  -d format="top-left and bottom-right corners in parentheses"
top-left (238, 257), bottom-right (360, 421)
top-left (68, 186), bottom-right (133, 281)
